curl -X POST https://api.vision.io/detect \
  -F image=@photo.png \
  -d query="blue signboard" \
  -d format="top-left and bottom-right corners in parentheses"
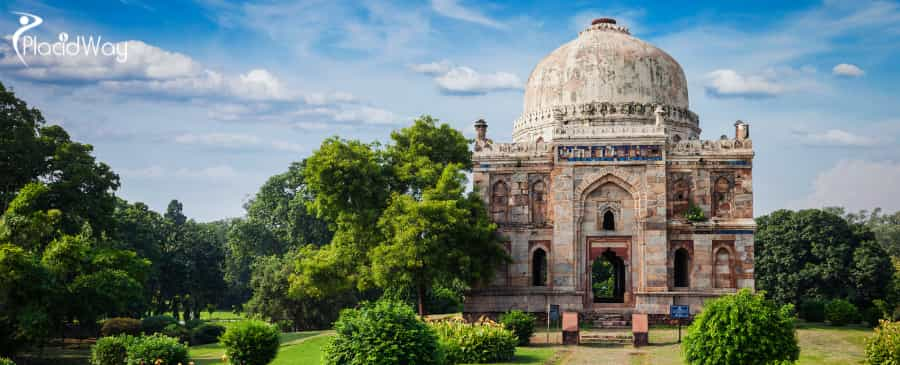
top-left (549, 305), bottom-right (560, 321)
top-left (670, 305), bottom-right (690, 319)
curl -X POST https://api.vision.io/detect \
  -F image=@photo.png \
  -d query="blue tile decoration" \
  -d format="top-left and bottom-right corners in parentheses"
top-left (557, 144), bottom-right (663, 162)
top-left (713, 229), bottom-right (754, 235)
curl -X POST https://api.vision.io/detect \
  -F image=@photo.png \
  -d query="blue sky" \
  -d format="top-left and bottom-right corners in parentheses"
top-left (1, 0), bottom-right (899, 221)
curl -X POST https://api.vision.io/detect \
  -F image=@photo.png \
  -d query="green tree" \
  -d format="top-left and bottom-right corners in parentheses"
top-left (225, 161), bottom-right (331, 305)
top-left (756, 209), bottom-right (894, 307)
top-left (373, 165), bottom-right (505, 315)
top-left (386, 115), bottom-right (471, 195)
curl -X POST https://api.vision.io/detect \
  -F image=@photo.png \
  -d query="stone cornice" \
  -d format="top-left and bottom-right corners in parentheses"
top-left (666, 138), bottom-right (754, 156)
top-left (513, 102), bottom-right (699, 142)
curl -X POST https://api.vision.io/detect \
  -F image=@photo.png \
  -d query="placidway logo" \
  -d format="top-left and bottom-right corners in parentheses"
top-left (11, 12), bottom-right (128, 67)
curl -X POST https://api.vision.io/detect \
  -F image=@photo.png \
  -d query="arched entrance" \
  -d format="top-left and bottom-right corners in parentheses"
top-left (674, 248), bottom-right (690, 288)
top-left (592, 249), bottom-right (626, 303)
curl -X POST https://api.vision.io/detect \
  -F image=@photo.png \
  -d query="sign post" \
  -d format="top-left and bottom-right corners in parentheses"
top-left (670, 305), bottom-right (690, 343)
top-left (549, 304), bottom-right (560, 344)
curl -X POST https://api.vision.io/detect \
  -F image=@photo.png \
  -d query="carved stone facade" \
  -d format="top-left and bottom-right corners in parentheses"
top-left (464, 18), bottom-right (755, 320)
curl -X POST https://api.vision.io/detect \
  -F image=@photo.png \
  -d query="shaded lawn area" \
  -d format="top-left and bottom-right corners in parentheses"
top-left (199, 310), bottom-right (246, 321)
top-left (191, 331), bottom-right (329, 365)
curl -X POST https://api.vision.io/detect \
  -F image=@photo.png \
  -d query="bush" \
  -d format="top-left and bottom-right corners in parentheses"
top-left (431, 320), bottom-right (517, 364)
top-left (162, 323), bottom-right (190, 344)
top-left (866, 320), bottom-right (900, 364)
top-left (100, 317), bottom-right (142, 337)
top-left (499, 310), bottom-right (535, 346)
top-left (141, 315), bottom-right (177, 334)
top-left (324, 299), bottom-right (443, 365)
top-left (683, 289), bottom-right (798, 364)
top-left (91, 335), bottom-right (136, 365)
top-left (0, 357), bottom-right (15, 365)
top-left (220, 320), bottom-right (280, 365)
top-left (798, 298), bottom-right (826, 322)
top-left (185, 319), bottom-right (206, 330)
top-left (191, 323), bottom-right (226, 345)
top-left (825, 299), bottom-right (860, 326)
top-left (125, 334), bottom-right (189, 365)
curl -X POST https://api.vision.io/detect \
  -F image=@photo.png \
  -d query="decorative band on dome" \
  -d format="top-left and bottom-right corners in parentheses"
top-left (580, 20), bottom-right (630, 35)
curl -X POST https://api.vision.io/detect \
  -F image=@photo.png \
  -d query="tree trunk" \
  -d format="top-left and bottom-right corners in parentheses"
top-left (417, 284), bottom-right (425, 316)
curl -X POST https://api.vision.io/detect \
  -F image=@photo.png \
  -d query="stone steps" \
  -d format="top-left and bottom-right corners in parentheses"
top-left (580, 333), bottom-right (633, 344)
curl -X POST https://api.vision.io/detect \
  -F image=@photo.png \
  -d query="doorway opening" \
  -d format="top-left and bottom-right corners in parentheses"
top-left (592, 250), bottom-right (625, 303)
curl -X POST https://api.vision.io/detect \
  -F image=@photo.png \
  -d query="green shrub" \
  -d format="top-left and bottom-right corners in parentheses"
top-left (162, 323), bottom-right (190, 344)
top-left (220, 320), bottom-right (280, 365)
top-left (125, 334), bottom-right (189, 365)
top-left (91, 335), bottom-right (136, 365)
top-left (141, 315), bottom-right (177, 334)
top-left (185, 319), bottom-right (206, 330)
top-left (683, 289), bottom-right (798, 364)
top-left (499, 310), bottom-right (535, 345)
top-left (866, 320), bottom-right (900, 364)
top-left (825, 299), bottom-right (860, 326)
top-left (431, 320), bottom-right (516, 364)
top-left (100, 317), bottom-right (143, 337)
top-left (0, 357), bottom-right (15, 365)
top-left (191, 323), bottom-right (226, 345)
top-left (798, 298), bottom-right (827, 322)
top-left (324, 299), bottom-right (443, 365)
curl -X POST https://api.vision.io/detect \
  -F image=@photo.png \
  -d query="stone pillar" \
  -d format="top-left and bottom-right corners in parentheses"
top-left (562, 312), bottom-right (580, 345)
top-left (551, 166), bottom-right (576, 290)
top-left (632, 313), bottom-right (649, 347)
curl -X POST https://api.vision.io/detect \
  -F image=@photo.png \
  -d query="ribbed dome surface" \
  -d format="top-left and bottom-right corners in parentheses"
top-left (522, 22), bottom-right (689, 114)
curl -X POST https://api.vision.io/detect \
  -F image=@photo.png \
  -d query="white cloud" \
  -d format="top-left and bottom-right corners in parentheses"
top-left (411, 61), bottom-right (523, 95)
top-left (832, 63), bottom-right (865, 77)
top-left (704, 69), bottom-right (784, 98)
top-left (174, 133), bottom-right (261, 148)
top-left (792, 128), bottom-right (883, 147)
top-left (293, 105), bottom-right (397, 125)
top-left (270, 140), bottom-right (305, 153)
top-left (120, 164), bottom-right (239, 179)
top-left (408, 60), bottom-right (453, 76)
top-left (120, 165), bottom-right (165, 178)
top-left (431, 0), bottom-right (504, 29)
top-left (176, 165), bottom-right (238, 179)
top-left (790, 160), bottom-right (900, 212)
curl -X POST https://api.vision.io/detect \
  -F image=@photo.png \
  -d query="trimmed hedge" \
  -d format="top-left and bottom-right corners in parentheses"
top-left (682, 289), bottom-right (799, 364)
top-left (100, 318), bottom-right (142, 337)
top-left (220, 320), bottom-right (280, 365)
top-left (141, 315), bottom-right (177, 334)
top-left (431, 320), bottom-right (516, 364)
top-left (866, 320), bottom-right (900, 364)
top-left (499, 310), bottom-right (535, 346)
top-left (825, 299), bottom-right (860, 326)
top-left (162, 323), bottom-right (190, 344)
top-left (324, 300), bottom-right (443, 365)
top-left (191, 323), bottom-right (226, 345)
top-left (124, 334), bottom-right (189, 365)
top-left (798, 298), bottom-right (826, 322)
top-left (91, 335), bottom-right (136, 365)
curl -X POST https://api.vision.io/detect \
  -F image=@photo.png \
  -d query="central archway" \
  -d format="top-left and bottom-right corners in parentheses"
top-left (592, 250), bottom-right (625, 303)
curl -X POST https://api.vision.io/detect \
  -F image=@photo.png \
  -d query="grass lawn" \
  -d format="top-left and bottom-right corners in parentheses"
top-left (199, 310), bottom-right (246, 321)
top-left (190, 330), bottom-right (329, 365)
top-left (16, 322), bottom-right (873, 365)
top-left (591, 322), bottom-right (873, 365)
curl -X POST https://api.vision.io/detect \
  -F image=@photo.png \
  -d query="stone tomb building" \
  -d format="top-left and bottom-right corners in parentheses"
top-left (465, 19), bottom-right (755, 321)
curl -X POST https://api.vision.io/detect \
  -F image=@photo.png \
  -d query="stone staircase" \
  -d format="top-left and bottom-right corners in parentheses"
top-left (591, 313), bottom-right (630, 329)
top-left (580, 332), bottom-right (633, 345)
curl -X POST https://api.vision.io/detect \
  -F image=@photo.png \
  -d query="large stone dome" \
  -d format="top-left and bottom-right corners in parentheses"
top-left (512, 19), bottom-right (698, 143)
top-left (524, 19), bottom-right (688, 112)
